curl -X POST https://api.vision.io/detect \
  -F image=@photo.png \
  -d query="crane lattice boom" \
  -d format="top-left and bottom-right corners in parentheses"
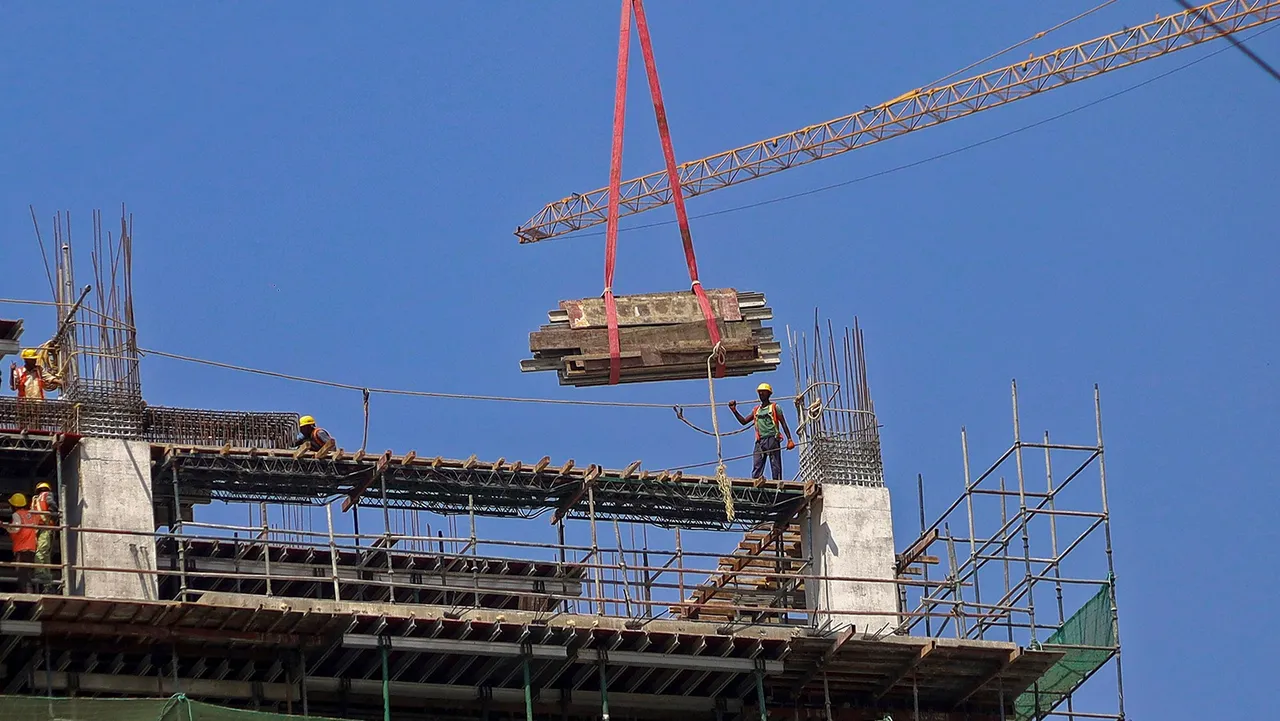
top-left (516, 0), bottom-right (1280, 243)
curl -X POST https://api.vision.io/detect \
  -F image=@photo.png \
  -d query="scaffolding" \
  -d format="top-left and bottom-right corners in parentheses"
top-left (0, 270), bottom-right (1124, 719)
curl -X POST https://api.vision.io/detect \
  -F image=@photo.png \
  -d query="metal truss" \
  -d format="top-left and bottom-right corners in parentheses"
top-left (161, 448), bottom-right (810, 531)
top-left (516, 0), bottom-right (1280, 242)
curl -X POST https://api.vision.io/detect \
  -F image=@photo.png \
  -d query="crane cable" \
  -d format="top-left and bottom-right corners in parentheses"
top-left (923, 0), bottom-right (1119, 90)
top-left (600, 0), bottom-right (725, 385)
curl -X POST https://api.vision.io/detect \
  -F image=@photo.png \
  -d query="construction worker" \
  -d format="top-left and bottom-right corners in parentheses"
top-left (295, 415), bottom-right (335, 452)
top-left (728, 383), bottom-right (796, 481)
top-left (4, 493), bottom-right (38, 593)
top-left (9, 348), bottom-right (58, 430)
top-left (29, 481), bottom-right (58, 587)
top-left (8, 348), bottom-right (58, 399)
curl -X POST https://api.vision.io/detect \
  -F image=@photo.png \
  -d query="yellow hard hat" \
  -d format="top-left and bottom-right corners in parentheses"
top-left (9, 493), bottom-right (27, 508)
top-left (757, 383), bottom-right (773, 393)
top-left (20, 349), bottom-right (38, 360)
top-left (298, 415), bottom-right (316, 427)
top-left (35, 482), bottom-right (51, 492)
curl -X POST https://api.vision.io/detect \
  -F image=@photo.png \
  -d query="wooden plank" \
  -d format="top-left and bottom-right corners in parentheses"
top-left (896, 528), bottom-right (940, 575)
top-left (559, 289), bottom-right (741, 329)
top-left (529, 320), bottom-right (758, 355)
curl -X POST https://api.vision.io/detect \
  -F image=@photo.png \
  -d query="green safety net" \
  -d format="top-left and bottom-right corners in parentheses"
top-left (1014, 583), bottom-right (1116, 720)
top-left (0, 694), bottom-right (348, 721)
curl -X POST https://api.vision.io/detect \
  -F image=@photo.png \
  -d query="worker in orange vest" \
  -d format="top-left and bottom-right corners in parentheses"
top-left (28, 481), bottom-right (58, 587)
top-left (295, 415), bottom-right (335, 452)
top-left (9, 348), bottom-right (59, 431)
top-left (728, 383), bottom-right (796, 481)
top-left (5, 493), bottom-right (38, 593)
top-left (8, 348), bottom-right (58, 399)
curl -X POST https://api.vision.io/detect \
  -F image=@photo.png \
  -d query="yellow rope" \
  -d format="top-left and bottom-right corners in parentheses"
top-left (705, 343), bottom-right (734, 523)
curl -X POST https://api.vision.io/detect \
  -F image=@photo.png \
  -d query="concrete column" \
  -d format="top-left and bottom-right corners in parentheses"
top-left (802, 483), bottom-right (898, 635)
top-left (65, 438), bottom-right (158, 600)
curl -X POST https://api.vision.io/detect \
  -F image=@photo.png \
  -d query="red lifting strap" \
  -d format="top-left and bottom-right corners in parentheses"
top-left (602, 0), bottom-right (725, 385)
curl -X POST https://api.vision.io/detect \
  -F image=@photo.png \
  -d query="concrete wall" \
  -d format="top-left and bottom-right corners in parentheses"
top-left (802, 483), bottom-right (899, 635)
top-left (66, 438), bottom-right (158, 600)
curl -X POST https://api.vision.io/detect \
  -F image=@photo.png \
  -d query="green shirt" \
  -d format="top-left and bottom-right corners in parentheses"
top-left (754, 403), bottom-right (780, 438)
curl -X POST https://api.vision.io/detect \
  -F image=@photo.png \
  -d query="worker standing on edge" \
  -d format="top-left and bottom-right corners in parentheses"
top-left (729, 383), bottom-right (796, 481)
top-left (29, 481), bottom-right (59, 588)
top-left (295, 415), bottom-right (335, 452)
top-left (5, 493), bottom-right (38, 593)
top-left (9, 349), bottom-right (58, 430)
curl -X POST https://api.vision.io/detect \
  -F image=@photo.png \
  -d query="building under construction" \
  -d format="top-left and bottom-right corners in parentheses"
top-left (0, 210), bottom-right (1124, 721)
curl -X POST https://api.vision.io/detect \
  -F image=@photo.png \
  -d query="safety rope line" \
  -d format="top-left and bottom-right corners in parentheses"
top-left (602, 0), bottom-right (632, 386)
top-left (600, 0), bottom-right (724, 385)
top-left (632, 0), bottom-right (725, 379)
top-left (673, 405), bottom-right (750, 437)
top-left (139, 346), bottom-right (798, 410)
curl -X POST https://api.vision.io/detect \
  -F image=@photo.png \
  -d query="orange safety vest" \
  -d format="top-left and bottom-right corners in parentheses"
top-left (7, 509), bottom-right (37, 552)
top-left (752, 403), bottom-right (783, 440)
top-left (14, 368), bottom-right (45, 400)
top-left (30, 492), bottom-right (54, 526)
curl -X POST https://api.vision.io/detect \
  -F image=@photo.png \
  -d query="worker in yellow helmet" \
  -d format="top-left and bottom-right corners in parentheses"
top-left (295, 415), bottom-right (336, 452)
top-left (4, 493), bottom-right (38, 593)
top-left (28, 481), bottom-right (59, 588)
top-left (728, 382), bottom-right (795, 481)
top-left (9, 348), bottom-right (58, 400)
top-left (9, 348), bottom-right (59, 431)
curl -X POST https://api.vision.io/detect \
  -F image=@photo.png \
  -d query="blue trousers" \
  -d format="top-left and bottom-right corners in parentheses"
top-left (752, 436), bottom-right (783, 480)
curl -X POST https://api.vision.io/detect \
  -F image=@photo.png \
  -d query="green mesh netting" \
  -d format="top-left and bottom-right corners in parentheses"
top-left (1014, 583), bottom-right (1116, 720)
top-left (0, 694), bottom-right (348, 721)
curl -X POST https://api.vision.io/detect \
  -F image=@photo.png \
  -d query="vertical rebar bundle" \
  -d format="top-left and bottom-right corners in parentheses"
top-left (789, 316), bottom-right (883, 487)
top-left (48, 207), bottom-right (142, 419)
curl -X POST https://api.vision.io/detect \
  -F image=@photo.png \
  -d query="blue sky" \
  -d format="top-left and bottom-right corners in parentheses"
top-left (2, 2), bottom-right (1277, 717)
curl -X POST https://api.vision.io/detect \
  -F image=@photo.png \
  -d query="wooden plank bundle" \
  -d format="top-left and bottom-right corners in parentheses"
top-left (522, 289), bottom-right (781, 386)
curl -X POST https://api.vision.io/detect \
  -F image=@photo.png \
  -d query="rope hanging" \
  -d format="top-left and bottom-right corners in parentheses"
top-left (705, 343), bottom-right (734, 522)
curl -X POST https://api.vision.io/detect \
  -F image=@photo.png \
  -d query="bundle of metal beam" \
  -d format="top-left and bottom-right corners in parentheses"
top-left (156, 445), bottom-right (810, 530)
top-left (522, 289), bottom-right (781, 386)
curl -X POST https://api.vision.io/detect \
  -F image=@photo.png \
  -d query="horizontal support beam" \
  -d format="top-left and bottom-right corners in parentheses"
top-left (171, 555), bottom-right (584, 596)
top-left (343, 634), bottom-right (568, 660)
top-left (0, 621), bottom-right (41, 636)
top-left (37, 671), bottom-right (743, 715)
top-left (341, 634), bottom-right (783, 673)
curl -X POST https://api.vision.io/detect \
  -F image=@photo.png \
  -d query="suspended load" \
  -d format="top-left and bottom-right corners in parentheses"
top-left (522, 288), bottom-right (779, 387)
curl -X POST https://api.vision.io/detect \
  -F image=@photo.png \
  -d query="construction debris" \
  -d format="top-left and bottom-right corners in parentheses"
top-left (522, 289), bottom-right (780, 386)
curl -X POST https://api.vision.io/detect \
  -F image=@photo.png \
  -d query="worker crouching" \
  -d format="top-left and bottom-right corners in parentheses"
top-left (295, 415), bottom-right (336, 452)
top-left (729, 383), bottom-right (796, 481)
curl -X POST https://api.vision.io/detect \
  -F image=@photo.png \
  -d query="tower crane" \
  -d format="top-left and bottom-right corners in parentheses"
top-left (515, 0), bottom-right (1280, 243)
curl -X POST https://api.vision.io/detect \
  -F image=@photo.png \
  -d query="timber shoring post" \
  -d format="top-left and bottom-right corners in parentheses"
top-left (755, 665), bottom-right (768, 721)
top-left (589, 486), bottom-right (603, 615)
top-left (598, 654), bottom-right (610, 721)
top-left (260, 502), bottom-right (272, 597)
top-left (522, 650), bottom-right (534, 721)
top-left (56, 436), bottom-right (70, 597)
top-left (380, 636), bottom-right (391, 721)
top-left (325, 502), bottom-right (341, 600)
top-left (171, 463), bottom-right (187, 601)
top-left (379, 471), bottom-right (395, 604)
